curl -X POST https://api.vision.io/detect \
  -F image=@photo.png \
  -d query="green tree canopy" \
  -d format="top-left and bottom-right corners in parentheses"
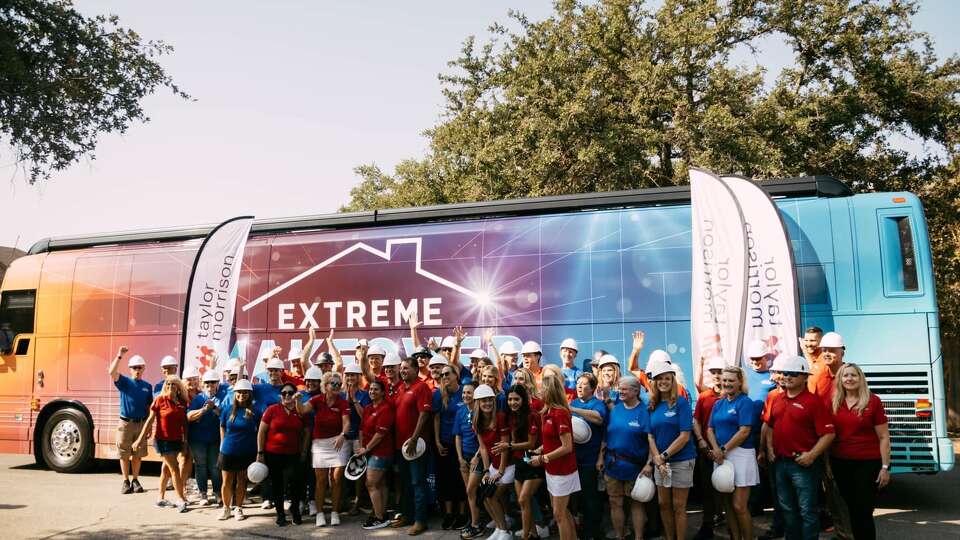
top-left (0, 0), bottom-right (188, 183)
top-left (344, 0), bottom-right (960, 337)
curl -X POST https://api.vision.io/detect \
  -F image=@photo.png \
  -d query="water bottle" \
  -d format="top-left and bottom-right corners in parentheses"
top-left (663, 463), bottom-right (672, 488)
top-left (597, 474), bottom-right (606, 492)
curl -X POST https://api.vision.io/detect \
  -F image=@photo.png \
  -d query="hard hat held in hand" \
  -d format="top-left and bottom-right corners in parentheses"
top-left (711, 461), bottom-right (735, 493)
top-left (247, 461), bottom-right (268, 484)
top-left (571, 415), bottom-right (592, 444)
top-left (630, 474), bottom-right (655, 502)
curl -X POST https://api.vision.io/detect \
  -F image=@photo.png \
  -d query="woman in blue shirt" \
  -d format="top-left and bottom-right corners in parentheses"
top-left (569, 372), bottom-right (607, 540)
top-left (453, 382), bottom-right (483, 539)
top-left (218, 379), bottom-right (259, 521)
top-left (707, 366), bottom-right (759, 540)
top-left (187, 370), bottom-right (224, 507)
top-left (433, 363), bottom-right (467, 530)
top-left (647, 362), bottom-right (697, 540)
top-left (599, 376), bottom-right (652, 540)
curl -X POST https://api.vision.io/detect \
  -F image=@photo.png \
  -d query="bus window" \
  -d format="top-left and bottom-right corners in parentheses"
top-left (880, 214), bottom-right (920, 294)
top-left (0, 289), bottom-right (36, 354)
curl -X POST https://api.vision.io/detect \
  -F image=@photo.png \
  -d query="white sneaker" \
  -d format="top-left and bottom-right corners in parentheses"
top-left (486, 520), bottom-right (496, 529)
top-left (330, 512), bottom-right (340, 526)
top-left (498, 531), bottom-right (514, 540)
top-left (308, 500), bottom-right (318, 516)
top-left (218, 506), bottom-right (231, 520)
top-left (261, 500), bottom-right (273, 510)
top-left (487, 529), bottom-right (505, 540)
top-left (315, 512), bottom-right (326, 527)
top-left (197, 494), bottom-right (210, 507)
top-left (233, 506), bottom-right (245, 521)
top-left (284, 499), bottom-right (292, 511)
top-left (536, 524), bottom-right (550, 538)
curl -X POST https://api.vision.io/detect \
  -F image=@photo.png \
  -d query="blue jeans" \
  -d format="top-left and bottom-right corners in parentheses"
top-left (774, 459), bottom-right (822, 540)
top-left (189, 440), bottom-right (221, 496)
top-left (397, 448), bottom-right (430, 524)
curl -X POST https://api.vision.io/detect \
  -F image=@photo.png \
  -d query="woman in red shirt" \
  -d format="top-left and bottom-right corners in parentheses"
top-left (357, 379), bottom-right (395, 530)
top-left (530, 374), bottom-right (579, 540)
top-left (494, 383), bottom-right (545, 540)
top-left (135, 376), bottom-right (189, 512)
top-left (297, 371), bottom-right (351, 527)
top-left (473, 384), bottom-right (512, 540)
top-left (257, 382), bottom-right (309, 526)
top-left (830, 363), bottom-right (890, 540)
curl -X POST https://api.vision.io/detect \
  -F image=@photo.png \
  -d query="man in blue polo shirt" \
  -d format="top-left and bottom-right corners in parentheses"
top-left (108, 346), bottom-right (152, 495)
top-left (252, 356), bottom-right (285, 510)
top-left (560, 338), bottom-right (582, 390)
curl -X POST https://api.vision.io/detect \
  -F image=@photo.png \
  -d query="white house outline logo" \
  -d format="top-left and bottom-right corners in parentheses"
top-left (241, 237), bottom-right (481, 312)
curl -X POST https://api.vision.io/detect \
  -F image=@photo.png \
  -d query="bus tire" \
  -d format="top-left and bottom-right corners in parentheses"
top-left (41, 407), bottom-right (94, 473)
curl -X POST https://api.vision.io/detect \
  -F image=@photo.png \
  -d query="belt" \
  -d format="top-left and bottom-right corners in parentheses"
top-left (120, 416), bottom-right (146, 423)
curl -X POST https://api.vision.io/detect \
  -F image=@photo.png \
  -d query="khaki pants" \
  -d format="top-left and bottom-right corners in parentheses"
top-left (116, 419), bottom-right (147, 459)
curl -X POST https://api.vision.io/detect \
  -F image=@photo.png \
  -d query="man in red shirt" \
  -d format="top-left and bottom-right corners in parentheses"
top-left (692, 356), bottom-right (724, 540)
top-left (391, 357), bottom-right (433, 536)
top-left (764, 354), bottom-right (835, 540)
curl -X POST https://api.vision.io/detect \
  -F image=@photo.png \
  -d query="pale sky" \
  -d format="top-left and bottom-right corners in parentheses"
top-left (2, 1), bottom-right (957, 252)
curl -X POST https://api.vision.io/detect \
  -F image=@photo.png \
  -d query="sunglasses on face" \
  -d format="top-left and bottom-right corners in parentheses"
top-left (442, 371), bottom-right (454, 377)
top-left (328, 381), bottom-right (342, 387)
top-left (440, 347), bottom-right (453, 352)
top-left (280, 391), bottom-right (296, 396)
top-left (131, 366), bottom-right (144, 371)
top-left (236, 391), bottom-right (251, 396)
top-left (781, 371), bottom-right (802, 378)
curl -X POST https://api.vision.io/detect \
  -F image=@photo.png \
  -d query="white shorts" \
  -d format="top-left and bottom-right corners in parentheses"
top-left (715, 446), bottom-right (759, 487)
top-left (312, 437), bottom-right (350, 469)
top-left (546, 471), bottom-right (581, 497)
top-left (489, 464), bottom-right (516, 485)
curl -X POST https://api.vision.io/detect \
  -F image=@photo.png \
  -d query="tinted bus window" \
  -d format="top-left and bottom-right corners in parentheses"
top-left (0, 289), bottom-right (36, 336)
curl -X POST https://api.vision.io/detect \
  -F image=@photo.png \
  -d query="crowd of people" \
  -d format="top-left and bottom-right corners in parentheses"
top-left (108, 322), bottom-right (892, 540)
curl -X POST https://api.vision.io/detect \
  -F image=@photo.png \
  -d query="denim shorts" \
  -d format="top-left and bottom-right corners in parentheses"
top-left (367, 454), bottom-right (393, 471)
top-left (154, 439), bottom-right (182, 456)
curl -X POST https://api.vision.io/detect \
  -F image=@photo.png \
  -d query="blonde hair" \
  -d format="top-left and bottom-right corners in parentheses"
top-left (441, 364), bottom-right (461, 409)
top-left (481, 365), bottom-right (503, 395)
top-left (321, 370), bottom-right (342, 389)
top-left (599, 362), bottom-right (621, 390)
top-left (648, 371), bottom-right (679, 411)
top-left (832, 363), bottom-right (871, 415)
top-left (159, 375), bottom-right (188, 406)
top-left (512, 367), bottom-right (538, 398)
top-left (541, 364), bottom-right (562, 379)
top-left (721, 366), bottom-right (749, 395)
top-left (539, 374), bottom-right (570, 413)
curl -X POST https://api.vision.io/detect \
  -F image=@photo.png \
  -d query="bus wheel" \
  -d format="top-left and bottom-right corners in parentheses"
top-left (41, 408), bottom-right (94, 473)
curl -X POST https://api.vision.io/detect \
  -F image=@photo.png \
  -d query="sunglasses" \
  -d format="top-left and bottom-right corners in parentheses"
top-left (280, 390), bottom-right (296, 396)
top-left (131, 366), bottom-right (144, 370)
top-left (440, 347), bottom-right (453, 352)
top-left (442, 371), bottom-right (455, 377)
top-left (708, 369), bottom-right (723, 375)
top-left (328, 381), bottom-right (342, 387)
top-left (781, 371), bottom-right (802, 378)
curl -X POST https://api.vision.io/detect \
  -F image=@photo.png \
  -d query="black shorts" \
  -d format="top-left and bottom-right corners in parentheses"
top-left (514, 458), bottom-right (546, 482)
top-left (219, 452), bottom-right (255, 472)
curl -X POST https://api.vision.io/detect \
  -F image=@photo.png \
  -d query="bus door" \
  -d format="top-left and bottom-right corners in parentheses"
top-left (0, 289), bottom-right (37, 450)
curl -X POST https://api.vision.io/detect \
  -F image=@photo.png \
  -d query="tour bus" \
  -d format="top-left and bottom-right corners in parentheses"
top-left (0, 177), bottom-right (952, 475)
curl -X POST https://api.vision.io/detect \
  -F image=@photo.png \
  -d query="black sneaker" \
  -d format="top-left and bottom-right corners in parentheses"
top-left (453, 514), bottom-right (469, 530)
top-left (461, 525), bottom-right (484, 539)
top-left (121, 480), bottom-right (133, 494)
top-left (276, 516), bottom-right (288, 527)
top-left (362, 517), bottom-right (390, 530)
top-left (131, 479), bottom-right (144, 493)
top-left (291, 512), bottom-right (302, 525)
top-left (442, 514), bottom-right (456, 530)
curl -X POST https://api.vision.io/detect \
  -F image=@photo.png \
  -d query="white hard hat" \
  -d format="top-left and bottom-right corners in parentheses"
top-left (225, 358), bottom-right (242, 373)
top-left (440, 336), bottom-right (457, 349)
top-left (648, 361), bottom-right (674, 379)
top-left (266, 358), bottom-right (285, 370)
top-left (344, 453), bottom-right (368, 481)
top-left (746, 340), bottom-right (768, 359)
top-left (778, 354), bottom-right (810, 374)
top-left (403, 437), bottom-right (427, 461)
top-left (233, 379), bottom-right (253, 392)
top-left (160, 355), bottom-right (178, 368)
top-left (819, 332), bottom-right (844, 349)
top-left (183, 366), bottom-right (201, 379)
top-left (428, 356), bottom-right (448, 367)
top-left (287, 350), bottom-right (303, 361)
top-left (646, 350), bottom-right (671, 372)
top-left (247, 461), bottom-right (268, 484)
top-left (521, 341), bottom-right (542, 355)
top-left (499, 342), bottom-right (518, 356)
top-left (560, 338), bottom-right (579, 352)
top-left (469, 349), bottom-right (487, 360)
top-left (202, 370), bottom-right (220, 383)
top-left (597, 354), bottom-right (619, 368)
top-left (630, 474), bottom-right (656, 502)
top-left (382, 352), bottom-right (402, 367)
top-left (705, 356), bottom-right (726, 371)
top-left (473, 384), bottom-right (496, 400)
top-left (127, 355), bottom-right (146, 368)
top-left (571, 416), bottom-right (592, 444)
top-left (304, 366), bottom-right (324, 380)
top-left (368, 344), bottom-right (387, 357)
top-left (711, 461), bottom-right (735, 493)
top-left (343, 363), bottom-right (362, 375)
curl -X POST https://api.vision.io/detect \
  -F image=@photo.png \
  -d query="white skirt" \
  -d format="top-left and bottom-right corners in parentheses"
top-left (715, 446), bottom-right (759, 487)
top-left (312, 436), bottom-right (350, 468)
top-left (489, 464), bottom-right (516, 485)
top-left (545, 470), bottom-right (581, 497)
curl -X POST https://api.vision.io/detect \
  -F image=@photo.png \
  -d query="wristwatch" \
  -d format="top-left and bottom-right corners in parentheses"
top-left (881, 464), bottom-right (890, 470)
top-left (719, 445), bottom-right (726, 453)
top-left (660, 451), bottom-right (669, 460)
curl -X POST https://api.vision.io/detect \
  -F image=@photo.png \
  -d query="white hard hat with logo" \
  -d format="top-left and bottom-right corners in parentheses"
top-left (645, 350), bottom-right (671, 373)
top-left (127, 355), bottom-right (146, 368)
top-left (473, 384), bottom-right (496, 400)
top-left (382, 352), bottom-right (402, 367)
top-left (746, 340), bottom-right (769, 359)
top-left (266, 358), bottom-right (285, 370)
top-left (560, 338), bottom-right (579, 352)
top-left (499, 342), bottom-right (518, 356)
top-left (160, 355), bottom-right (178, 368)
top-left (819, 332), bottom-right (845, 349)
top-left (777, 354), bottom-right (810, 374)
top-left (521, 341), bottom-right (542, 354)
top-left (648, 361), bottom-right (674, 379)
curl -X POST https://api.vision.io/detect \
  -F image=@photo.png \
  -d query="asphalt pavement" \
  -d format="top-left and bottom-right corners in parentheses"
top-left (0, 453), bottom-right (957, 539)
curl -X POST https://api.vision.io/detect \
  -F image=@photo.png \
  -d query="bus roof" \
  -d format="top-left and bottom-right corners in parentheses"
top-left (29, 175), bottom-right (851, 254)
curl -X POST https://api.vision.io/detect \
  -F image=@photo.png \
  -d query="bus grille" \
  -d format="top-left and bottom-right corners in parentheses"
top-left (863, 371), bottom-right (936, 473)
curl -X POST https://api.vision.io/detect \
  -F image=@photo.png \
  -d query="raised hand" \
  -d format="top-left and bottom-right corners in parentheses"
top-left (483, 328), bottom-right (494, 345)
top-left (453, 325), bottom-right (466, 344)
top-left (632, 330), bottom-right (645, 352)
